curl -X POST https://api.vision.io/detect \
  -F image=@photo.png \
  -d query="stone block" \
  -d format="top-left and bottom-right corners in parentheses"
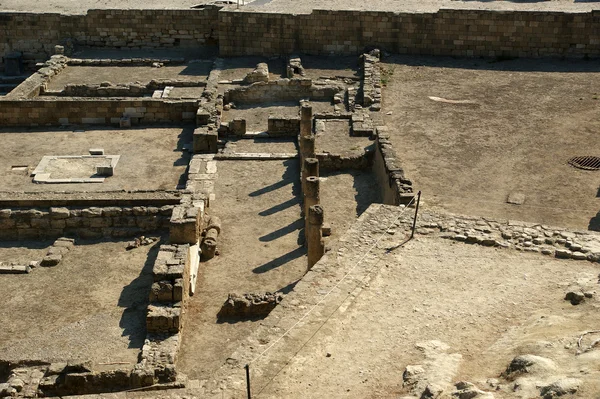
top-left (229, 118), bottom-right (246, 136)
top-left (96, 165), bottom-right (114, 176)
top-left (40, 254), bottom-right (62, 267)
top-left (193, 127), bottom-right (218, 154)
top-left (50, 207), bottom-right (70, 219)
top-left (89, 148), bottom-right (104, 155)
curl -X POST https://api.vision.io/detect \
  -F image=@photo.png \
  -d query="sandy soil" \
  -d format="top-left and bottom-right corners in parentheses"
top-left (222, 102), bottom-right (300, 132)
top-left (0, 238), bottom-right (161, 368)
top-left (0, 241), bottom-right (52, 265)
top-left (381, 56), bottom-right (600, 231)
top-left (0, 127), bottom-right (191, 192)
top-left (223, 137), bottom-right (298, 154)
top-left (254, 235), bottom-right (600, 398)
top-left (2, 0), bottom-right (599, 15)
top-left (218, 57), bottom-right (286, 85)
top-left (320, 170), bottom-right (382, 242)
top-left (316, 119), bottom-right (372, 155)
top-left (178, 159), bottom-right (307, 380)
top-left (46, 64), bottom-right (210, 91)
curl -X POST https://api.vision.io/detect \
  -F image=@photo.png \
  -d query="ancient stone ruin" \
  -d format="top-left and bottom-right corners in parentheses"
top-left (0, 0), bottom-right (599, 398)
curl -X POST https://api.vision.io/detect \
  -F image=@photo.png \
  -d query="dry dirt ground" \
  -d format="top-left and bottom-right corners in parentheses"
top-left (0, 127), bottom-right (191, 192)
top-left (0, 238), bottom-right (161, 370)
top-left (222, 137), bottom-right (298, 154)
top-left (316, 119), bottom-right (372, 155)
top-left (222, 103), bottom-right (301, 133)
top-left (178, 159), bottom-right (307, 380)
top-left (320, 169), bottom-right (382, 242)
top-left (2, 0), bottom-right (599, 15)
top-left (45, 64), bottom-right (211, 91)
top-left (381, 56), bottom-right (600, 232)
top-left (251, 234), bottom-right (600, 398)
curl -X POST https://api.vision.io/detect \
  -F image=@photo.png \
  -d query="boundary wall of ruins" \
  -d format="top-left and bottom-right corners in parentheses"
top-left (218, 9), bottom-right (600, 58)
top-left (0, 7), bottom-right (220, 70)
top-left (2, 7), bottom-right (600, 72)
top-left (0, 205), bottom-right (174, 240)
top-left (0, 98), bottom-right (198, 126)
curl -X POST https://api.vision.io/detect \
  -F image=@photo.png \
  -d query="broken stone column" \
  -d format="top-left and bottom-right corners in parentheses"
top-left (307, 205), bottom-right (325, 270)
top-left (201, 214), bottom-right (221, 261)
top-left (244, 63), bottom-right (269, 84)
top-left (304, 176), bottom-right (320, 235)
top-left (299, 134), bottom-right (315, 162)
top-left (303, 157), bottom-right (319, 179)
top-left (301, 157), bottom-right (319, 207)
top-left (300, 102), bottom-right (313, 138)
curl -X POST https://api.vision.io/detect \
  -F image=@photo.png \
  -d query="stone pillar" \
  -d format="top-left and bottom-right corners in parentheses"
top-left (301, 157), bottom-right (319, 203)
top-left (299, 134), bottom-right (315, 159)
top-left (303, 157), bottom-right (319, 179)
top-left (304, 176), bottom-right (320, 235)
top-left (300, 102), bottom-right (312, 138)
top-left (307, 205), bottom-right (325, 270)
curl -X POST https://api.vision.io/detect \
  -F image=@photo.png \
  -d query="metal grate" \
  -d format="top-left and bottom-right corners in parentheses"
top-left (568, 156), bottom-right (600, 171)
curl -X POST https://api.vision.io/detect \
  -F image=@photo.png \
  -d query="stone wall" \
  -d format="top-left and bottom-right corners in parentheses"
top-left (0, 205), bottom-right (174, 240)
top-left (268, 116), bottom-right (300, 137)
top-left (218, 9), bottom-right (600, 58)
top-left (223, 78), bottom-right (344, 104)
top-left (0, 7), bottom-right (220, 71)
top-left (3, 7), bottom-right (599, 73)
top-left (373, 126), bottom-right (414, 205)
top-left (0, 98), bottom-right (198, 126)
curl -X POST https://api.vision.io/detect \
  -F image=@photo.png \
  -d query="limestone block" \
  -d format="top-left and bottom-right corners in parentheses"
top-left (193, 127), bottom-right (218, 154)
top-left (244, 62), bottom-right (269, 84)
top-left (40, 254), bottom-right (62, 267)
top-left (229, 118), bottom-right (246, 136)
top-left (169, 205), bottom-right (201, 244)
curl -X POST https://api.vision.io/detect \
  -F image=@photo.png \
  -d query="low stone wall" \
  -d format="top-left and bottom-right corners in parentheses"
top-left (147, 243), bottom-right (191, 334)
top-left (268, 116), bottom-right (300, 136)
top-left (0, 98), bottom-right (198, 126)
top-left (373, 126), bottom-right (414, 205)
top-left (0, 205), bottom-right (174, 240)
top-left (4, 55), bottom-right (67, 100)
top-left (361, 52), bottom-right (382, 111)
top-left (223, 78), bottom-right (344, 105)
top-left (44, 80), bottom-right (206, 97)
top-left (316, 148), bottom-right (374, 171)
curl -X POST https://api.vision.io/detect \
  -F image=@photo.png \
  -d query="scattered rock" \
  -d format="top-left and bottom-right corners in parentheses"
top-left (244, 63), bottom-right (269, 84)
top-left (126, 236), bottom-right (158, 250)
top-left (565, 291), bottom-right (585, 305)
top-left (403, 365), bottom-right (425, 385)
top-left (452, 381), bottom-right (495, 399)
top-left (555, 249), bottom-right (572, 259)
top-left (540, 378), bottom-right (580, 398)
top-left (217, 292), bottom-right (283, 320)
top-left (504, 354), bottom-right (556, 376)
top-left (507, 192), bottom-right (525, 205)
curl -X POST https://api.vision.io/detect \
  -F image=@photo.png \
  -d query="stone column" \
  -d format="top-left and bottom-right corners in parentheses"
top-left (303, 157), bottom-right (319, 179)
top-left (299, 135), bottom-right (316, 196)
top-left (300, 102), bottom-right (312, 138)
top-left (301, 157), bottom-right (319, 205)
top-left (299, 134), bottom-right (315, 161)
top-left (307, 204), bottom-right (325, 270)
top-left (304, 176), bottom-right (320, 236)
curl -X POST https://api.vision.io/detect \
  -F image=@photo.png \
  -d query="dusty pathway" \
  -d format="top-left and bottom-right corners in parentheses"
top-left (178, 159), bottom-right (307, 380)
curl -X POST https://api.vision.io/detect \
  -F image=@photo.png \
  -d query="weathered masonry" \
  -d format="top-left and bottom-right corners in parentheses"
top-left (2, 7), bottom-right (600, 71)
